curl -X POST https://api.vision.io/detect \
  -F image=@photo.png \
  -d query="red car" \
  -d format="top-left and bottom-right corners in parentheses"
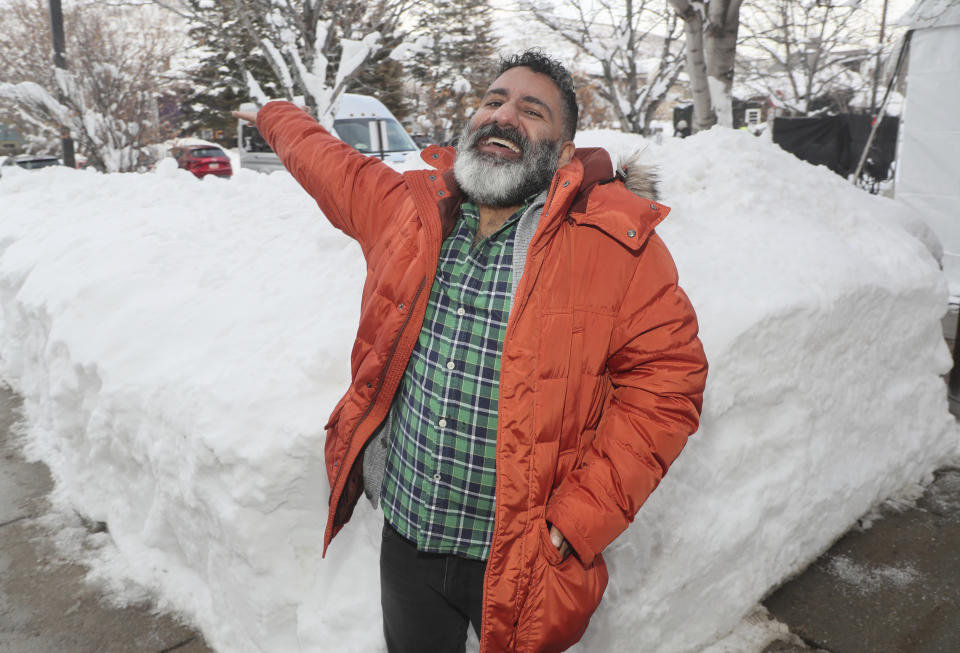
top-left (171, 145), bottom-right (233, 179)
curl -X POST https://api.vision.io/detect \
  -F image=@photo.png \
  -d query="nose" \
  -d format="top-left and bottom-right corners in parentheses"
top-left (489, 100), bottom-right (520, 129)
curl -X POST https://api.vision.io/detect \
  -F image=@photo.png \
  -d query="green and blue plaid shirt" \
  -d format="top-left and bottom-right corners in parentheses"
top-left (380, 200), bottom-right (525, 561)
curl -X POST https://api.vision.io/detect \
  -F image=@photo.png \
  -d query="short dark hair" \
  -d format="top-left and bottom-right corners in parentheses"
top-left (497, 49), bottom-right (579, 141)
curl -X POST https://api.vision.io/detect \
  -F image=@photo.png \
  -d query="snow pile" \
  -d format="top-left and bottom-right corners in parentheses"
top-left (0, 129), bottom-right (956, 653)
top-left (698, 606), bottom-right (801, 653)
top-left (825, 556), bottom-right (920, 594)
top-left (576, 129), bottom-right (957, 652)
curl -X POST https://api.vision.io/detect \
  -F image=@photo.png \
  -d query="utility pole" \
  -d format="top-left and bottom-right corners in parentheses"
top-left (48, 0), bottom-right (75, 168)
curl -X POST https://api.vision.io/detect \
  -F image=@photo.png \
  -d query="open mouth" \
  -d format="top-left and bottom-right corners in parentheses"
top-left (482, 136), bottom-right (522, 154)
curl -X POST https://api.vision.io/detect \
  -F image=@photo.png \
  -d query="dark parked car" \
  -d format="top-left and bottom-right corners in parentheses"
top-left (171, 145), bottom-right (232, 179)
top-left (410, 134), bottom-right (434, 149)
top-left (0, 154), bottom-right (61, 177)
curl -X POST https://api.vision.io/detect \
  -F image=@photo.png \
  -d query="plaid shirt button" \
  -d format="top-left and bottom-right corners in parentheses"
top-left (446, 361), bottom-right (455, 370)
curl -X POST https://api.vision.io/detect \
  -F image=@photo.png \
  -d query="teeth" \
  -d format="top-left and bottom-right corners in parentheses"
top-left (485, 137), bottom-right (521, 153)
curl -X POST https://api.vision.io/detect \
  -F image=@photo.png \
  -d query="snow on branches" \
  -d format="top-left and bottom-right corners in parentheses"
top-left (191, 0), bottom-right (404, 127)
top-left (0, 1), bottom-right (182, 172)
top-left (524, 0), bottom-right (685, 135)
top-left (739, 0), bottom-right (885, 116)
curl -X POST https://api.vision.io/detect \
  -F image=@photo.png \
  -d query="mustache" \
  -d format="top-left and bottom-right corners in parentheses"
top-left (467, 123), bottom-right (529, 155)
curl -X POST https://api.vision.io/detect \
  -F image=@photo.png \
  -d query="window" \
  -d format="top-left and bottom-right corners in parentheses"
top-left (17, 158), bottom-right (59, 169)
top-left (333, 118), bottom-right (417, 154)
top-left (745, 108), bottom-right (762, 125)
top-left (240, 126), bottom-right (273, 154)
top-left (334, 120), bottom-right (372, 152)
top-left (189, 147), bottom-right (226, 158)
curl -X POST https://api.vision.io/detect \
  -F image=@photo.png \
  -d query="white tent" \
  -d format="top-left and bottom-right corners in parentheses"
top-left (895, 0), bottom-right (960, 296)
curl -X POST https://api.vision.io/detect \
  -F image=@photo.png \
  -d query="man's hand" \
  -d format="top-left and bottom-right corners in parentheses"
top-left (232, 110), bottom-right (258, 125)
top-left (549, 523), bottom-right (572, 560)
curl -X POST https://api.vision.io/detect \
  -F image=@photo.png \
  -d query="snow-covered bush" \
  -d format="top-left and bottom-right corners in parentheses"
top-left (0, 2), bottom-right (183, 172)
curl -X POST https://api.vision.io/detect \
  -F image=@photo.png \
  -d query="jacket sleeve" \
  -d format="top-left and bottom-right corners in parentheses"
top-left (545, 232), bottom-right (708, 565)
top-left (257, 101), bottom-right (407, 254)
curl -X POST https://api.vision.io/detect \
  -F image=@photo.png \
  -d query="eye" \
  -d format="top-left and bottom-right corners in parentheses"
top-left (525, 109), bottom-right (542, 118)
top-left (486, 100), bottom-right (502, 108)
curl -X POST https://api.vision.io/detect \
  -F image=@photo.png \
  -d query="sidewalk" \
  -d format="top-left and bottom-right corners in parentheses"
top-left (0, 387), bottom-right (211, 653)
top-left (761, 468), bottom-right (960, 653)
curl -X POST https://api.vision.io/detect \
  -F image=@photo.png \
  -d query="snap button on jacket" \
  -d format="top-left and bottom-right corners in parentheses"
top-left (259, 101), bottom-right (708, 653)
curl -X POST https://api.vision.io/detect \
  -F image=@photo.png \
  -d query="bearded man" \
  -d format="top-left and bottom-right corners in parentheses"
top-left (234, 50), bottom-right (707, 653)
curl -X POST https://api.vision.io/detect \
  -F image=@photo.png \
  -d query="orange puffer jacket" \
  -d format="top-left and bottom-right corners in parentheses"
top-left (259, 101), bottom-right (707, 653)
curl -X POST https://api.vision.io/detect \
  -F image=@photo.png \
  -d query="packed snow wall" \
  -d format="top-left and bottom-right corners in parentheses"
top-left (0, 129), bottom-right (955, 653)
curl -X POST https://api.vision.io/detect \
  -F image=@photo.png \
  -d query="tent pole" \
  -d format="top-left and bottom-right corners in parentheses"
top-left (852, 30), bottom-right (913, 185)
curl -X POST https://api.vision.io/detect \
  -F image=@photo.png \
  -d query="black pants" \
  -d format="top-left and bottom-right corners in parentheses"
top-left (380, 520), bottom-right (487, 653)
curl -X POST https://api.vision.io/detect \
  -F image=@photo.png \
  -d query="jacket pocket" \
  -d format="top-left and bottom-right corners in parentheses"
top-left (515, 521), bottom-right (609, 652)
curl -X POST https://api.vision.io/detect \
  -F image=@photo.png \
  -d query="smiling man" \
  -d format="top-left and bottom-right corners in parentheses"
top-left (235, 50), bottom-right (707, 653)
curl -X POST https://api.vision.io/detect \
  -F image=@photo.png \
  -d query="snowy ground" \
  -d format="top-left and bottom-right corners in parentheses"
top-left (0, 128), bottom-right (956, 653)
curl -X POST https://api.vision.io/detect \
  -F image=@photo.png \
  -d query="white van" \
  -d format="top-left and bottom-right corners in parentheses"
top-left (238, 94), bottom-right (419, 172)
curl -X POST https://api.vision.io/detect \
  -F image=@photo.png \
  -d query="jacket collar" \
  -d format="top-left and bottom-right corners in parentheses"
top-left (420, 146), bottom-right (462, 239)
top-left (566, 148), bottom-right (669, 251)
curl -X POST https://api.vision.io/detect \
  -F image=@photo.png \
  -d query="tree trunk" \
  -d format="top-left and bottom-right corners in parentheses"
top-left (670, 0), bottom-right (714, 132)
top-left (704, 0), bottom-right (742, 128)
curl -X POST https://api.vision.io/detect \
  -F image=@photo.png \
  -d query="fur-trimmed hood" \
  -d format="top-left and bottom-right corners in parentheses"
top-left (617, 150), bottom-right (660, 202)
top-left (572, 147), bottom-right (660, 202)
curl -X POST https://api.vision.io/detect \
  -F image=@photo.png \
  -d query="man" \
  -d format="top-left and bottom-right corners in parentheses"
top-left (234, 49), bottom-right (707, 653)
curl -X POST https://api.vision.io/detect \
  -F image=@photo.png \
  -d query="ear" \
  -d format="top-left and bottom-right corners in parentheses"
top-left (557, 140), bottom-right (576, 167)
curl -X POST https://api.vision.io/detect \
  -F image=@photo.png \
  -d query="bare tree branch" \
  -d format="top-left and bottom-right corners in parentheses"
top-left (740, 0), bottom-right (879, 115)
top-left (526, 0), bottom-right (682, 134)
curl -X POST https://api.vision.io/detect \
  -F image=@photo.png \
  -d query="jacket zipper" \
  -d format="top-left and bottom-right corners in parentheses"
top-left (542, 174), bottom-right (562, 227)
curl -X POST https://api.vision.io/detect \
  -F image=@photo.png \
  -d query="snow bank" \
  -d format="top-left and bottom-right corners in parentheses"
top-left (0, 130), bottom-right (955, 653)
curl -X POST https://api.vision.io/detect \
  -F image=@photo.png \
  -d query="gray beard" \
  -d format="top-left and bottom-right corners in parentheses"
top-left (453, 124), bottom-right (561, 208)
